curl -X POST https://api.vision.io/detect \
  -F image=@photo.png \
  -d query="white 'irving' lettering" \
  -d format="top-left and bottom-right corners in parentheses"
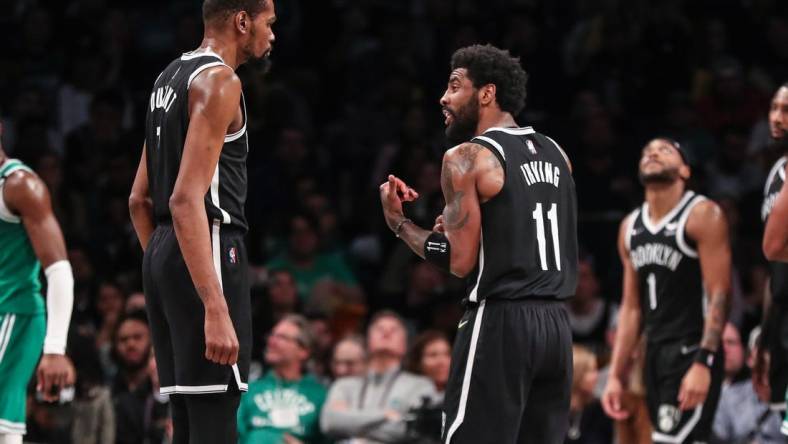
top-left (521, 161), bottom-right (560, 187)
top-left (630, 243), bottom-right (683, 271)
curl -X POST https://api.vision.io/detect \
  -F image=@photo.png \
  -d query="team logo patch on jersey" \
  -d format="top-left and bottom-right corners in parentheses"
top-left (658, 404), bottom-right (681, 432)
top-left (228, 246), bottom-right (238, 264)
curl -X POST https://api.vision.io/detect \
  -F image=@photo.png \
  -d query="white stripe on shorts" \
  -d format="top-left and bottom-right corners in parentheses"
top-left (0, 314), bottom-right (16, 363)
top-left (445, 300), bottom-right (486, 443)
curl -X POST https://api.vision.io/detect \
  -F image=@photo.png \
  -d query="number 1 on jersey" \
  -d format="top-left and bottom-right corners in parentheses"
top-left (532, 202), bottom-right (561, 271)
top-left (647, 273), bottom-right (657, 309)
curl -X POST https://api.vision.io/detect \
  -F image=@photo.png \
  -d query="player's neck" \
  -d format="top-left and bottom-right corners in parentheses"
top-left (644, 182), bottom-right (686, 221)
top-left (475, 111), bottom-right (517, 136)
top-left (197, 34), bottom-right (240, 70)
top-left (0, 150), bottom-right (6, 166)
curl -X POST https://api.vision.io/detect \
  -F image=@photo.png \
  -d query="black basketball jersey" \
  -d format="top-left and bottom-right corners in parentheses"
top-left (464, 127), bottom-right (578, 302)
top-left (627, 191), bottom-right (707, 343)
top-left (762, 156), bottom-right (788, 305)
top-left (144, 50), bottom-right (249, 232)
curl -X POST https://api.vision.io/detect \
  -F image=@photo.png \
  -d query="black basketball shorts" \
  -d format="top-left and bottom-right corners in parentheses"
top-left (645, 338), bottom-right (724, 444)
top-left (442, 298), bottom-right (573, 444)
top-left (142, 223), bottom-right (251, 395)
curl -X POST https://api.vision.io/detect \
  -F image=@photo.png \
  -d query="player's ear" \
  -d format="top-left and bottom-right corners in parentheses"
top-left (479, 84), bottom-right (496, 107)
top-left (236, 11), bottom-right (250, 34)
top-left (679, 164), bottom-right (691, 181)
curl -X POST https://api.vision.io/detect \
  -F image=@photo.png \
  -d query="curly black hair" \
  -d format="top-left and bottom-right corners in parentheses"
top-left (203, 0), bottom-right (268, 22)
top-left (450, 44), bottom-right (528, 116)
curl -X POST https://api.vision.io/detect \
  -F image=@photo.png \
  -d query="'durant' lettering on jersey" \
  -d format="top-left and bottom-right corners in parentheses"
top-left (520, 160), bottom-right (560, 187)
top-left (630, 243), bottom-right (684, 271)
top-left (150, 85), bottom-right (178, 113)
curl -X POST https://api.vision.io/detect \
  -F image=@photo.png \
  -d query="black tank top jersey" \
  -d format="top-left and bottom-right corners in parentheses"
top-left (762, 156), bottom-right (788, 305)
top-left (626, 191), bottom-right (707, 343)
top-left (465, 127), bottom-right (578, 302)
top-left (144, 51), bottom-right (249, 232)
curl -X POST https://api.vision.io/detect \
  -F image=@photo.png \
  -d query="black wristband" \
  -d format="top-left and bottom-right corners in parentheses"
top-left (694, 348), bottom-right (715, 368)
top-left (424, 232), bottom-right (451, 272)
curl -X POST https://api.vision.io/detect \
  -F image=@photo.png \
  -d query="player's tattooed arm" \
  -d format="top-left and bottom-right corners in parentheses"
top-left (129, 143), bottom-right (154, 251)
top-left (763, 179), bottom-right (788, 261)
top-left (440, 143), bottom-right (478, 231)
top-left (380, 143), bottom-right (482, 277)
top-left (687, 200), bottom-right (732, 353)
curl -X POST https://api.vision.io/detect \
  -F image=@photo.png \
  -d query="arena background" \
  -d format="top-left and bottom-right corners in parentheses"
top-left (1, 0), bottom-right (786, 442)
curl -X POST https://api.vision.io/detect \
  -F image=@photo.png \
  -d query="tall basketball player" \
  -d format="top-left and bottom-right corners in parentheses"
top-left (380, 44), bottom-right (578, 444)
top-left (0, 124), bottom-right (75, 444)
top-left (601, 138), bottom-right (731, 443)
top-left (759, 83), bottom-right (788, 436)
top-left (128, 1), bottom-right (275, 442)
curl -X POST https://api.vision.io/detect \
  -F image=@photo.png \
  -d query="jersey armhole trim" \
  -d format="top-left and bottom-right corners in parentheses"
top-left (467, 231), bottom-right (485, 303)
top-left (676, 195), bottom-right (707, 258)
top-left (0, 164), bottom-right (32, 223)
top-left (472, 136), bottom-right (506, 163)
top-left (186, 61), bottom-right (233, 90)
top-left (624, 209), bottom-right (640, 253)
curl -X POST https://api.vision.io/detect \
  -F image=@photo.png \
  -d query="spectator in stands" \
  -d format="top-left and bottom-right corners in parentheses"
top-left (566, 345), bottom-right (612, 444)
top-left (321, 310), bottom-right (436, 443)
top-left (251, 269), bottom-right (301, 362)
top-left (721, 322), bottom-right (748, 385)
top-left (713, 325), bottom-right (783, 443)
top-left (266, 213), bottom-right (362, 304)
top-left (95, 280), bottom-right (126, 379)
top-left (69, 333), bottom-right (115, 444)
top-left (238, 315), bottom-right (327, 444)
top-left (110, 311), bottom-right (169, 444)
top-left (331, 335), bottom-right (367, 379)
top-left (566, 257), bottom-right (616, 356)
top-left (405, 330), bottom-right (451, 397)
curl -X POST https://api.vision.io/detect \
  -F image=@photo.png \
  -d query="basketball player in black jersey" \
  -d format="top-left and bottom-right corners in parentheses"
top-left (380, 44), bottom-right (578, 444)
top-left (758, 83), bottom-right (788, 436)
top-left (601, 138), bottom-right (731, 443)
top-left (128, 1), bottom-right (275, 442)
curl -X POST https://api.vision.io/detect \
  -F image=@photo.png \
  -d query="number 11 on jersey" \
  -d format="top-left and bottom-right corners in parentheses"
top-left (532, 202), bottom-right (561, 271)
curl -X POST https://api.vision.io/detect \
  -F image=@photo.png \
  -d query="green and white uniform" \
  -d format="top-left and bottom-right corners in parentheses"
top-left (0, 159), bottom-right (46, 435)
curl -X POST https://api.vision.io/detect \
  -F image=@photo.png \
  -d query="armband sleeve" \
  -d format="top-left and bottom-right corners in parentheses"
top-left (43, 260), bottom-right (74, 355)
top-left (424, 232), bottom-right (451, 272)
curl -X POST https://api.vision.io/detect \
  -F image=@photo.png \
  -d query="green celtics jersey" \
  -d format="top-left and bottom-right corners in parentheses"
top-left (0, 159), bottom-right (44, 314)
top-left (238, 371), bottom-right (327, 444)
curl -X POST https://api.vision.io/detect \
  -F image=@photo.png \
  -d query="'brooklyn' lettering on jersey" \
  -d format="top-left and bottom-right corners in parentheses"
top-left (144, 50), bottom-right (249, 232)
top-left (763, 156), bottom-right (788, 305)
top-left (465, 127), bottom-right (578, 302)
top-left (626, 191), bottom-right (707, 343)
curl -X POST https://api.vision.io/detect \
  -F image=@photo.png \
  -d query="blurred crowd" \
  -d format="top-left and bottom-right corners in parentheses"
top-left (2, 0), bottom-right (788, 442)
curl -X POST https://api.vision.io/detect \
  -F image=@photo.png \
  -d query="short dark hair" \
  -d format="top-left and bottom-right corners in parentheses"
top-left (450, 44), bottom-right (528, 116)
top-left (367, 310), bottom-right (407, 336)
top-left (404, 330), bottom-right (449, 375)
top-left (202, 0), bottom-right (268, 22)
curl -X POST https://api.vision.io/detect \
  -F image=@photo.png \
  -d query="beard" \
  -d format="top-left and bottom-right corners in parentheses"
top-left (638, 165), bottom-right (681, 185)
top-left (768, 132), bottom-right (788, 155)
top-left (445, 95), bottom-right (480, 145)
top-left (120, 347), bottom-right (151, 373)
